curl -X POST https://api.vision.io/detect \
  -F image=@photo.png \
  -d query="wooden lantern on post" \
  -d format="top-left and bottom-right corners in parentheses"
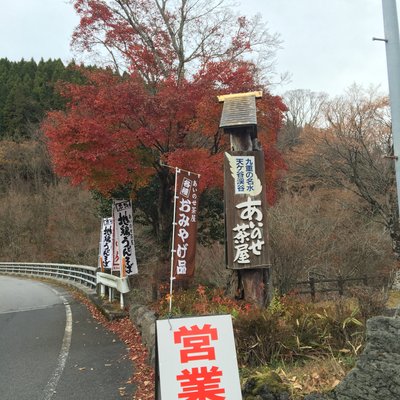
top-left (219, 91), bottom-right (272, 307)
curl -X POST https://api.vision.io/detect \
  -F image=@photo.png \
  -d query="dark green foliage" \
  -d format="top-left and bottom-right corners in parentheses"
top-left (92, 179), bottom-right (164, 233)
top-left (0, 58), bottom-right (85, 139)
top-left (91, 190), bottom-right (114, 219)
top-left (198, 188), bottom-right (225, 245)
top-left (132, 178), bottom-right (161, 228)
top-left (242, 371), bottom-right (290, 400)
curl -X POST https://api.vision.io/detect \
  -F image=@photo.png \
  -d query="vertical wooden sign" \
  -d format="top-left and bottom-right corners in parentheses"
top-left (224, 150), bottom-right (270, 270)
top-left (172, 169), bottom-right (200, 280)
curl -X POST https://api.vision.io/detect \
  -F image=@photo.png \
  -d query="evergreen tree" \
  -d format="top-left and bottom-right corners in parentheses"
top-left (0, 58), bottom-right (88, 139)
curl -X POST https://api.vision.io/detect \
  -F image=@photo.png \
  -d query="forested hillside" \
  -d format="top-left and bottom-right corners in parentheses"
top-left (0, 58), bottom-right (88, 139)
top-left (0, 58), bottom-right (100, 264)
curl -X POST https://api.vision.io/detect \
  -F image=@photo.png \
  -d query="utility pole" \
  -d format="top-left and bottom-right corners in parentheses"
top-left (381, 0), bottom-right (400, 216)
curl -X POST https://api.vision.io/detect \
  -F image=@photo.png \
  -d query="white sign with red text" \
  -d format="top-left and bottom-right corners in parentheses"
top-left (156, 314), bottom-right (241, 399)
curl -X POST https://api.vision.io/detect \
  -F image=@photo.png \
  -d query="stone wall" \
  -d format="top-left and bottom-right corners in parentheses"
top-left (305, 316), bottom-right (400, 400)
top-left (129, 304), bottom-right (157, 365)
top-left (333, 316), bottom-right (400, 399)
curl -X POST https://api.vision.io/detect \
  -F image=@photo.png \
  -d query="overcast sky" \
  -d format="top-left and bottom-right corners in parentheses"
top-left (0, 0), bottom-right (392, 96)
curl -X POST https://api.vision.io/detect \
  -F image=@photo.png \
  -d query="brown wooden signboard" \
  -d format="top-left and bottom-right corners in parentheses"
top-left (172, 169), bottom-right (200, 280)
top-left (224, 150), bottom-right (270, 270)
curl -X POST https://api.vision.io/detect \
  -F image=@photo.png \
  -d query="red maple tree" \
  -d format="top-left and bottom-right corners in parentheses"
top-left (42, 0), bottom-right (286, 241)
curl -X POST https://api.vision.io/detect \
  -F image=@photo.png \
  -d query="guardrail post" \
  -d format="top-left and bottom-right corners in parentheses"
top-left (109, 287), bottom-right (113, 302)
top-left (120, 292), bottom-right (124, 310)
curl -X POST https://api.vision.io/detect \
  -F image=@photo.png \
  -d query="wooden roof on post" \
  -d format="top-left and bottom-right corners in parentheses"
top-left (218, 91), bottom-right (263, 130)
top-left (218, 91), bottom-right (263, 151)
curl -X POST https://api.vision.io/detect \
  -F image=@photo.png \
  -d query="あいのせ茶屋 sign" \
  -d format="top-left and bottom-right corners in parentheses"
top-left (156, 314), bottom-right (241, 399)
top-left (224, 150), bottom-right (270, 270)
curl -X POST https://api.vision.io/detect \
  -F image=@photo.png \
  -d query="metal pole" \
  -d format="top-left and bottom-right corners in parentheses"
top-left (168, 168), bottom-right (179, 315)
top-left (120, 292), bottom-right (124, 310)
top-left (382, 0), bottom-right (400, 216)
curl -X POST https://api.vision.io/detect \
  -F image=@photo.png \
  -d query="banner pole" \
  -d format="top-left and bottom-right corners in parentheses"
top-left (160, 161), bottom-right (200, 178)
top-left (121, 257), bottom-right (126, 278)
top-left (169, 167), bottom-right (179, 315)
top-left (111, 202), bottom-right (114, 277)
top-left (99, 256), bottom-right (105, 297)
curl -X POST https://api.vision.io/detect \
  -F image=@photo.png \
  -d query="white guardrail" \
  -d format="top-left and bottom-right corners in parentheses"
top-left (96, 272), bottom-right (130, 309)
top-left (0, 262), bottom-right (130, 309)
top-left (0, 262), bottom-right (97, 288)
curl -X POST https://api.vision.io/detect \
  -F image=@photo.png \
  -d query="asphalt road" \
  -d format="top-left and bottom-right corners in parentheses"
top-left (0, 276), bottom-right (135, 400)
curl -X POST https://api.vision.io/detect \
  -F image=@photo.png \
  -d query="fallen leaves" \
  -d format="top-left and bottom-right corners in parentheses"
top-left (73, 292), bottom-right (155, 399)
top-left (277, 357), bottom-right (347, 398)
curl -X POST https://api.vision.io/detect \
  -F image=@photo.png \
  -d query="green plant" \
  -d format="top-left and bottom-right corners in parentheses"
top-left (234, 294), bottom-right (365, 367)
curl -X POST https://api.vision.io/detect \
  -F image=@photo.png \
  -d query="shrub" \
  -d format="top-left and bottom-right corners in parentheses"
top-left (155, 284), bottom-right (253, 318)
top-left (348, 286), bottom-right (388, 322)
top-left (234, 294), bottom-right (364, 367)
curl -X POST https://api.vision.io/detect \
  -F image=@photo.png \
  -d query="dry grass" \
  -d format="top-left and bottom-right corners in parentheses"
top-left (387, 290), bottom-right (400, 309)
top-left (0, 181), bottom-right (99, 264)
top-left (276, 356), bottom-right (348, 399)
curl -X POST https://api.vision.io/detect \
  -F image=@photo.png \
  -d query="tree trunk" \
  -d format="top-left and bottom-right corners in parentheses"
top-left (156, 168), bottom-right (174, 246)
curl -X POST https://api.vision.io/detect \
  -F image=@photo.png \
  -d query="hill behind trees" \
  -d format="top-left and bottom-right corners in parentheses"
top-left (0, 58), bottom-right (100, 264)
top-left (0, 58), bottom-right (92, 139)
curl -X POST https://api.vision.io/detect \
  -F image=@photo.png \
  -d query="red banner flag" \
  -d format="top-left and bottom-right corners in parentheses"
top-left (172, 169), bottom-right (200, 280)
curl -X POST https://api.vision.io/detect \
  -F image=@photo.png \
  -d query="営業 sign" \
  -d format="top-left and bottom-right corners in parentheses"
top-left (156, 314), bottom-right (241, 399)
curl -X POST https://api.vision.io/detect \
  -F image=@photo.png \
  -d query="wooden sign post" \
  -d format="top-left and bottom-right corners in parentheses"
top-left (219, 91), bottom-right (272, 307)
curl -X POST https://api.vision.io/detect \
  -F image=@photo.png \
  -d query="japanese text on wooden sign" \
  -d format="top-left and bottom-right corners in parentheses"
top-left (224, 151), bottom-right (270, 269)
top-left (172, 169), bottom-right (200, 280)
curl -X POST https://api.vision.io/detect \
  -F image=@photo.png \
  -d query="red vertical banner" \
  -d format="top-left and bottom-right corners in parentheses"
top-left (172, 169), bottom-right (200, 280)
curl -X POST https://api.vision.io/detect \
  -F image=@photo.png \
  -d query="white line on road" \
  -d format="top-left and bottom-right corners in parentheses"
top-left (0, 304), bottom-right (57, 315)
top-left (42, 289), bottom-right (73, 400)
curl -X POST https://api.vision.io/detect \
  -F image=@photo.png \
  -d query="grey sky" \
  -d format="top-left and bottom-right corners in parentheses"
top-left (239, 0), bottom-right (390, 95)
top-left (0, 1), bottom-right (79, 63)
top-left (0, 0), bottom-right (392, 96)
